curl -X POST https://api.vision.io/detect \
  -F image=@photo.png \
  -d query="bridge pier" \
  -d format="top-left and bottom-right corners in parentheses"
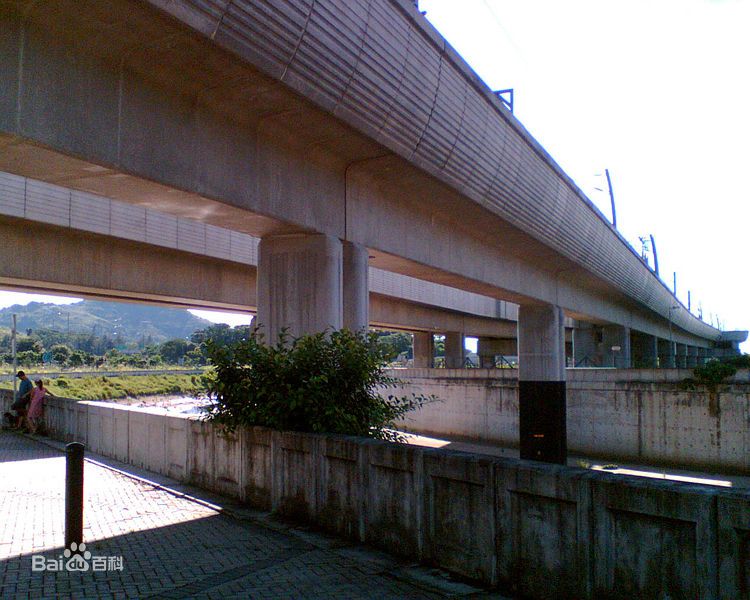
top-left (257, 233), bottom-right (342, 341)
top-left (342, 241), bottom-right (369, 332)
top-left (518, 304), bottom-right (566, 464)
top-left (658, 338), bottom-right (677, 368)
top-left (572, 322), bottom-right (599, 367)
top-left (444, 332), bottom-right (466, 368)
top-left (631, 331), bottom-right (658, 368)
top-left (477, 337), bottom-right (517, 368)
top-left (686, 345), bottom-right (698, 368)
top-left (257, 234), bottom-right (369, 342)
top-left (676, 343), bottom-right (688, 369)
top-left (412, 331), bottom-right (434, 368)
top-left (602, 325), bottom-right (631, 368)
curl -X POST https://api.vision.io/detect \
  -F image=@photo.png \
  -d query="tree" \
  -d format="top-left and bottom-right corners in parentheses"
top-left (68, 350), bottom-right (91, 367)
top-left (159, 339), bottom-right (194, 363)
top-left (50, 344), bottom-right (72, 366)
top-left (202, 329), bottom-right (431, 441)
top-left (16, 336), bottom-right (43, 354)
top-left (375, 331), bottom-right (413, 360)
top-left (16, 350), bottom-right (42, 365)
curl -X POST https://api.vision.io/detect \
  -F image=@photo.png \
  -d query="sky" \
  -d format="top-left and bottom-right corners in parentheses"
top-left (1, 0), bottom-right (748, 351)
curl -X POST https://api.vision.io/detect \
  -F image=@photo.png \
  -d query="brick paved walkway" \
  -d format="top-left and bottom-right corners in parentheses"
top-left (0, 431), bottom-right (507, 599)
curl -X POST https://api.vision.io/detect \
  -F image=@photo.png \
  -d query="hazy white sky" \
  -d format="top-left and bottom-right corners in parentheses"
top-left (1, 0), bottom-right (747, 351)
top-left (421, 0), bottom-right (749, 351)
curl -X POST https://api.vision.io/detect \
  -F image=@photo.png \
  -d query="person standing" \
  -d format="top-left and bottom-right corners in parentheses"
top-left (12, 371), bottom-right (33, 430)
top-left (27, 379), bottom-right (55, 435)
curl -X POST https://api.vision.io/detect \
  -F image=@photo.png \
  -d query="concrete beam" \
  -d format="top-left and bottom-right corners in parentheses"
top-left (0, 216), bottom-right (256, 310)
top-left (369, 294), bottom-right (517, 339)
top-left (0, 222), bottom-right (525, 340)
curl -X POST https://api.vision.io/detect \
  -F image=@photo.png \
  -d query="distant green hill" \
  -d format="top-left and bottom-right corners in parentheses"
top-left (0, 300), bottom-right (211, 344)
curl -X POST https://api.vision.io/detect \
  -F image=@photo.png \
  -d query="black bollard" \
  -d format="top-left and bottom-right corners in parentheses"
top-left (65, 442), bottom-right (85, 550)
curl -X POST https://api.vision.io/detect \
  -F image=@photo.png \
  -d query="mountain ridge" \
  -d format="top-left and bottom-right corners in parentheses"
top-left (0, 300), bottom-right (212, 344)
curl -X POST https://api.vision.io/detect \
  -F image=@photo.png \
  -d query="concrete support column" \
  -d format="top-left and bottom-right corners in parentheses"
top-left (658, 339), bottom-right (676, 368)
top-left (632, 332), bottom-right (658, 368)
top-left (676, 343), bottom-right (688, 369)
top-left (602, 325), bottom-right (631, 368)
top-left (444, 332), bottom-right (465, 368)
top-left (573, 323), bottom-right (599, 367)
top-left (477, 337), bottom-right (517, 368)
top-left (257, 233), bottom-right (342, 342)
top-left (686, 346), bottom-right (698, 368)
top-left (412, 331), bottom-right (434, 368)
top-left (342, 241), bottom-right (369, 332)
top-left (518, 304), bottom-right (566, 464)
top-left (697, 347), bottom-right (709, 365)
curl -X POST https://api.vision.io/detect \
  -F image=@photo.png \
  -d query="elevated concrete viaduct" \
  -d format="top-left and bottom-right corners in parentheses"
top-left (0, 213), bottom-right (519, 338)
top-left (0, 170), bottom-right (521, 343)
top-left (0, 0), bottom-right (735, 462)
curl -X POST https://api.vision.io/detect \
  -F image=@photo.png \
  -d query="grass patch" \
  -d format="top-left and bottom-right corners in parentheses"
top-left (0, 373), bottom-right (203, 401)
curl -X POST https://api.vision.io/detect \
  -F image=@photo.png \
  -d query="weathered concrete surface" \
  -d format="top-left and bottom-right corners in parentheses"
top-left (392, 368), bottom-right (750, 474)
top-left (3, 389), bottom-right (747, 598)
top-left (257, 233), bottom-right (344, 340)
top-left (0, 215), bottom-right (257, 310)
top-left (495, 461), bottom-right (592, 599)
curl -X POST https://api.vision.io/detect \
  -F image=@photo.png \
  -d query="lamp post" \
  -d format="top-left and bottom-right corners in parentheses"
top-left (11, 314), bottom-right (17, 398)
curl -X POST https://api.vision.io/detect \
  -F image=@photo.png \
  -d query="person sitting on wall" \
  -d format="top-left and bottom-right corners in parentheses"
top-left (26, 379), bottom-right (55, 435)
top-left (11, 371), bottom-right (33, 430)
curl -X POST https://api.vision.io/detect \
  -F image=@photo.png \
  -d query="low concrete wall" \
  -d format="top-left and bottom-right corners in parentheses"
top-left (2, 390), bottom-right (748, 598)
top-left (392, 368), bottom-right (750, 473)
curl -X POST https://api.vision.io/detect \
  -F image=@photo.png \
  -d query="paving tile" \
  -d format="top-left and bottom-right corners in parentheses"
top-left (0, 432), bottom-right (508, 599)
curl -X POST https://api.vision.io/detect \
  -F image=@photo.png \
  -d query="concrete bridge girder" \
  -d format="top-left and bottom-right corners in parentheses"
top-left (0, 215), bottom-right (525, 339)
top-left (0, 2), bottom-right (719, 347)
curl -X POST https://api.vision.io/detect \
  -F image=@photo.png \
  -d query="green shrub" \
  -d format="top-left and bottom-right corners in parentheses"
top-left (693, 360), bottom-right (736, 386)
top-left (722, 354), bottom-right (750, 369)
top-left (201, 328), bottom-right (432, 441)
top-left (683, 359), bottom-right (738, 391)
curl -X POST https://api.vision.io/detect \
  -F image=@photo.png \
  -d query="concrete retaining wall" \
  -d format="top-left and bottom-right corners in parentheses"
top-left (2, 390), bottom-right (748, 598)
top-left (392, 368), bottom-right (750, 473)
